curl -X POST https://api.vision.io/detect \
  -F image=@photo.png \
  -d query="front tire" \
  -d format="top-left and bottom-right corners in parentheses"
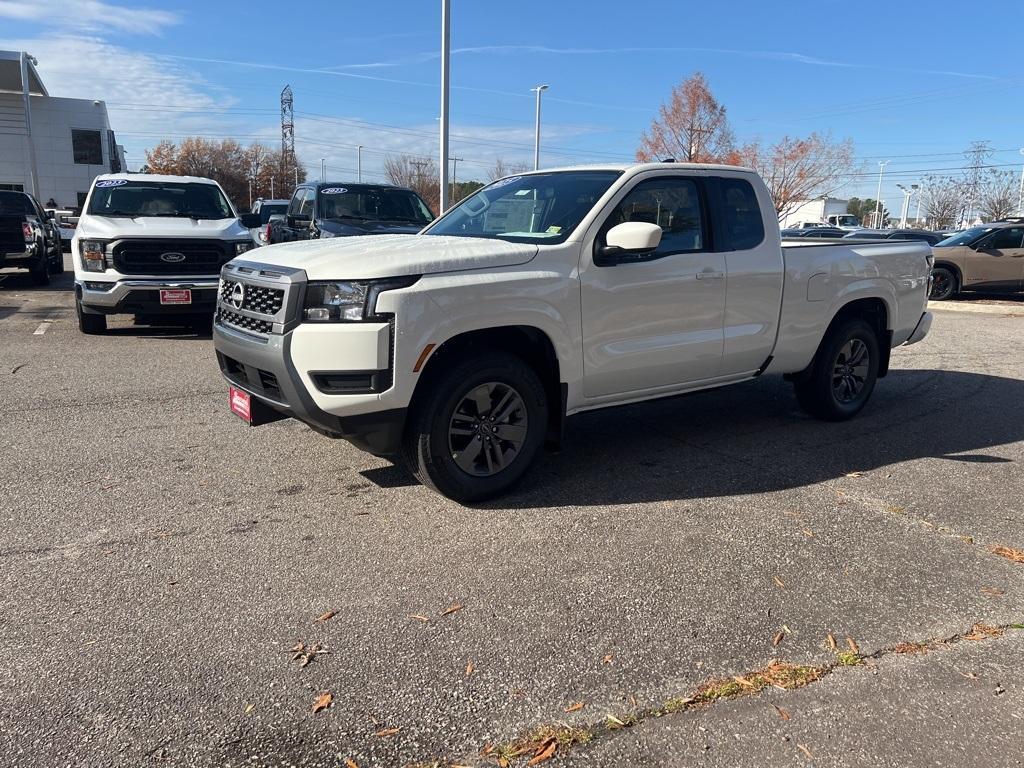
top-left (929, 267), bottom-right (957, 301)
top-left (794, 318), bottom-right (880, 421)
top-left (403, 352), bottom-right (548, 502)
top-left (76, 298), bottom-right (107, 335)
top-left (29, 245), bottom-right (50, 286)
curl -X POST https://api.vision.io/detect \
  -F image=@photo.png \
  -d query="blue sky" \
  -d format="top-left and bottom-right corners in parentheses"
top-left (3, 0), bottom-right (1022, 213)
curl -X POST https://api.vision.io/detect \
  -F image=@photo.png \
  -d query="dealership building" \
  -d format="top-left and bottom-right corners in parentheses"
top-left (0, 50), bottom-right (125, 209)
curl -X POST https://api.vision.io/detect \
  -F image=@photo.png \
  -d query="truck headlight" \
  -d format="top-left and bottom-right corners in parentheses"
top-left (234, 241), bottom-right (253, 255)
top-left (80, 240), bottom-right (106, 272)
top-left (303, 277), bottom-right (419, 322)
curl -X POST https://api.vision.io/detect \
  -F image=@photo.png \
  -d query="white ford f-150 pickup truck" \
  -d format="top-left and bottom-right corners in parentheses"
top-left (213, 162), bottom-right (933, 501)
top-left (73, 174), bottom-right (260, 334)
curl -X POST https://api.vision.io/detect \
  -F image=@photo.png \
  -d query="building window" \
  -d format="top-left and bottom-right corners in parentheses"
top-left (0, 183), bottom-right (25, 191)
top-left (72, 129), bottom-right (103, 165)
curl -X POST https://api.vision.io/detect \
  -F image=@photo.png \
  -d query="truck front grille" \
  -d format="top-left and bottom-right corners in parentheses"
top-left (216, 307), bottom-right (273, 334)
top-left (219, 280), bottom-right (284, 314)
top-left (112, 239), bottom-right (231, 275)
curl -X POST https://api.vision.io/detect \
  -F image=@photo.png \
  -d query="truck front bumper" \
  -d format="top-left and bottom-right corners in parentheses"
top-left (213, 320), bottom-right (406, 456)
top-left (77, 279), bottom-right (219, 314)
top-left (904, 311), bottom-right (933, 346)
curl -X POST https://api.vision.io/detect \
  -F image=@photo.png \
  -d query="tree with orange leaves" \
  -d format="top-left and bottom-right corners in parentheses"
top-left (728, 134), bottom-right (857, 220)
top-left (636, 72), bottom-right (735, 163)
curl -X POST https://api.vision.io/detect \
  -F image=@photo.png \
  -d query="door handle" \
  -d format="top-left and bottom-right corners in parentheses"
top-left (696, 270), bottom-right (725, 280)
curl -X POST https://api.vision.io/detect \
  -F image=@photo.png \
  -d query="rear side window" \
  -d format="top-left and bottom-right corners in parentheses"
top-left (716, 178), bottom-right (764, 251)
top-left (984, 227), bottom-right (1024, 250)
top-left (288, 188), bottom-right (307, 216)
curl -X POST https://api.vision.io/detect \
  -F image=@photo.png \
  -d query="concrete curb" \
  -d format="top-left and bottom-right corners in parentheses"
top-left (929, 301), bottom-right (1024, 316)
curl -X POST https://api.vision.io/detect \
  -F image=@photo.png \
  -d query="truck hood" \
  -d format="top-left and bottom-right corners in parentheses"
top-left (76, 216), bottom-right (250, 240)
top-left (241, 234), bottom-right (538, 280)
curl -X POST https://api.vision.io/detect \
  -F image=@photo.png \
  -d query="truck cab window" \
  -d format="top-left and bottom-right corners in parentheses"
top-left (603, 178), bottom-right (706, 256)
top-left (983, 228), bottom-right (1024, 250)
top-left (717, 178), bottom-right (765, 251)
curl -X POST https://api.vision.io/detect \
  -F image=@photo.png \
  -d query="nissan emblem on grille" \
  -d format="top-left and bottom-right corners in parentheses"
top-left (229, 282), bottom-right (246, 309)
top-left (159, 252), bottom-right (186, 263)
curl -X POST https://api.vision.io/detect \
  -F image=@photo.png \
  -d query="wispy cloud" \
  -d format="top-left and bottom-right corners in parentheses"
top-left (326, 43), bottom-right (998, 82)
top-left (0, 0), bottom-right (179, 36)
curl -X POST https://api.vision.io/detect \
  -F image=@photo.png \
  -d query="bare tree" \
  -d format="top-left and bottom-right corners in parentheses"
top-left (637, 72), bottom-right (735, 163)
top-left (730, 133), bottom-right (857, 220)
top-left (384, 154), bottom-right (440, 213)
top-left (486, 157), bottom-right (530, 182)
top-left (978, 169), bottom-right (1019, 221)
top-left (919, 175), bottom-right (965, 229)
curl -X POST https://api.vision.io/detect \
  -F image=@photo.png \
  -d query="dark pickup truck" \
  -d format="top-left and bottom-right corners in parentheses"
top-left (269, 182), bottom-right (435, 244)
top-left (0, 190), bottom-right (63, 285)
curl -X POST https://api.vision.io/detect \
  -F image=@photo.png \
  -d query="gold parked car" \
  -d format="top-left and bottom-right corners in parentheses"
top-left (930, 221), bottom-right (1024, 300)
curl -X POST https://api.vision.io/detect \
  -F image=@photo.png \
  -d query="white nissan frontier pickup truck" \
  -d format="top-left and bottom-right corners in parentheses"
top-left (213, 163), bottom-right (933, 501)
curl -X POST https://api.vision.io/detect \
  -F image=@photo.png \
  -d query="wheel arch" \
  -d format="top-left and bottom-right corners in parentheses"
top-left (787, 296), bottom-right (892, 382)
top-left (410, 325), bottom-right (566, 447)
top-left (931, 260), bottom-right (962, 291)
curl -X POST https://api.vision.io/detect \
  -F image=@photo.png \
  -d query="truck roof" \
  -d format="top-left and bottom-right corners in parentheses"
top-left (93, 172), bottom-right (221, 185)
top-left (513, 161), bottom-right (755, 175)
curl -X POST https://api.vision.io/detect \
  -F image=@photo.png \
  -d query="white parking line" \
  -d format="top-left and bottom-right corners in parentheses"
top-left (33, 320), bottom-right (54, 335)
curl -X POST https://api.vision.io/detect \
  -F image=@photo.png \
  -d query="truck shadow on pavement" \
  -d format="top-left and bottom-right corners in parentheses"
top-left (457, 368), bottom-right (1024, 509)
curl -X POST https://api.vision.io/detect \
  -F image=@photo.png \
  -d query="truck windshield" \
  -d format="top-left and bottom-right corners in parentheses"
top-left (87, 181), bottom-right (234, 219)
top-left (318, 186), bottom-right (434, 224)
top-left (256, 203), bottom-right (287, 224)
top-left (935, 226), bottom-right (993, 247)
top-left (424, 171), bottom-right (623, 244)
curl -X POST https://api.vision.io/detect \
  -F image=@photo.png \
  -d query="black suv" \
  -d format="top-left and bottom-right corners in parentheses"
top-left (272, 182), bottom-right (434, 244)
top-left (0, 190), bottom-right (63, 285)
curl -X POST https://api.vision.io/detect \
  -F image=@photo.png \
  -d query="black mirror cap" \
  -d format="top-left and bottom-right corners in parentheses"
top-left (239, 213), bottom-right (261, 228)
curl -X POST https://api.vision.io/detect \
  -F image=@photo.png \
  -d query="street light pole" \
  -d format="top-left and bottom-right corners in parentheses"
top-left (320, 158), bottom-right (325, 182)
top-left (874, 161), bottom-right (889, 228)
top-left (439, 0), bottom-right (451, 213)
top-left (357, 145), bottom-right (363, 182)
top-left (1018, 148), bottom-right (1024, 215)
top-left (532, 84), bottom-right (550, 171)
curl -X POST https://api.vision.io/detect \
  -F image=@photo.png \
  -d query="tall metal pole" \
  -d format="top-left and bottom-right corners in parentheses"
top-left (532, 84), bottom-right (549, 171)
top-left (439, 0), bottom-right (451, 213)
top-left (874, 161), bottom-right (888, 228)
top-left (320, 158), bottom-right (325, 182)
top-left (1018, 148), bottom-right (1024, 215)
top-left (271, 176), bottom-right (274, 198)
top-left (450, 156), bottom-right (463, 203)
top-left (20, 52), bottom-right (40, 199)
top-left (357, 145), bottom-right (363, 182)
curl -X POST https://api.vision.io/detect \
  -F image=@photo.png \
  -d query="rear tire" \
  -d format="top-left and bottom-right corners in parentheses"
top-left (29, 245), bottom-right (50, 286)
top-left (929, 266), bottom-right (957, 301)
top-left (403, 352), bottom-right (548, 502)
top-left (794, 318), bottom-right (880, 421)
top-left (47, 248), bottom-right (64, 275)
top-left (76, 298), bottom-right (107, 335)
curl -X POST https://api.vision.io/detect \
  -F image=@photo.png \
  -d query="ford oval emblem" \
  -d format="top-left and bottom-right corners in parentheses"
top-left (229, 282), bottom-right (246, 309)
top-left (160, 252), bottom-right (186, 263)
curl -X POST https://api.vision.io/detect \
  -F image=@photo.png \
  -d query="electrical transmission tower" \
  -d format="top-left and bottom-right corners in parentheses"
top-left (281, 85), bottom-right (295, 163)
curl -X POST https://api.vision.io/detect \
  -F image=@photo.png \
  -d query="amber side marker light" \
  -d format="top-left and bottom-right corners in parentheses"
top-left (413, 344), bottom-right (436, 373)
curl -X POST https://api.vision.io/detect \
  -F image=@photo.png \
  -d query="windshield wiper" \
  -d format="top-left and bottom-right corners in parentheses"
top-left (378, 217), bottom-right (424, 224)
top-left (96, 210), bottom-right (138, 218)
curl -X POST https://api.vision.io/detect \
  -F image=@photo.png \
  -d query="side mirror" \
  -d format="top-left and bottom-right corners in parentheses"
top-left (239, 213), bottom-right (261, 228)
top-left (595, 222), bottom-right (662, 266)
top-left (288, 213), bottom-right (310, 227)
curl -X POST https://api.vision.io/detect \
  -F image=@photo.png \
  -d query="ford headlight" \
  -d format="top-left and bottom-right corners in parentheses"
top-left (80, 240), bottom-right (107, 272)
top-left (303, 277), bottom-right (420, 322)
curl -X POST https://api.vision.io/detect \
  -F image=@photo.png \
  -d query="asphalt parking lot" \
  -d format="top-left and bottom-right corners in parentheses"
top-left (1, 261), bottom-right (1022, 768)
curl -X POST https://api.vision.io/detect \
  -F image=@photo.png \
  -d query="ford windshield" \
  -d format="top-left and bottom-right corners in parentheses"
top-left (424, 171), bottom-right (622, 245)
top-left (88, 180), bottom-right (234, 220)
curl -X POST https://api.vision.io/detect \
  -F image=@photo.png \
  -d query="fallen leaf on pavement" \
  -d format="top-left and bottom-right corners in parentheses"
top-left (564, 701), bottom-right (585, 713)
top-left (465, 660), bottom-right (474, 676)
top-left (375, 727), bottom-right (401, 737)
top-left (773, 576), bottom-right (785, 589)
top-left (802, 529), bottom-right (814, 538)
top-left (409, 614), bottom-right (430, 623)
top-left (990, 545), bottom-right (1024, 564)
top-left (772, 631), bottom-right (785, 647)
top-left (344, 759), bottom-right (358, 768)
top-left (826, 634), bottom-right (837, 650)
top-left (606, 714), bottom-right (625, 726)
top-left (981, 587), bottom-right (1005, 597)
top-left (797, 743), bottom-right (813, 760)
top-left (315, 610), bottom-right (337, 622)
top-left (845, 471), bottom-right (865, 478)
top-left (965, 623), bottom-right (1002, 641)
top-left (312, 691), bottom-right (333, 714)
top-left (602, 654), bottom-right (614, 665)
top-left (528, 738), bottom-right (557, 765)
top-left (733, 675), bottom-right (755, 688)
top-left (244, 703), bottom-right (255, 713)
top-left (290, 642), bottom-right (305, 654)
top-left (846, 637), bottom-right (859, 653)
top-left (773, 704), bottom-right (790, 721)
top-left (442, 603), bottom-right (464, 616)
top-left (479, 743), bottom-right (494, 757)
